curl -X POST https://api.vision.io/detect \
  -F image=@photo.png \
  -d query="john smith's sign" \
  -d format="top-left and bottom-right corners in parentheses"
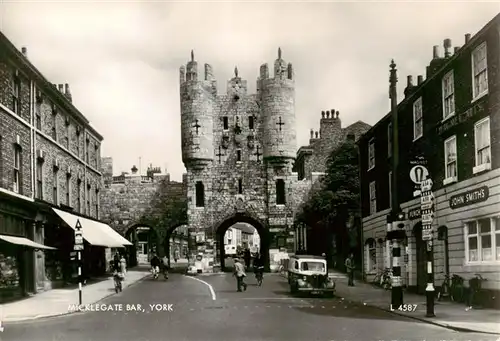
top-left (449, 186), bottom-right (489, 210)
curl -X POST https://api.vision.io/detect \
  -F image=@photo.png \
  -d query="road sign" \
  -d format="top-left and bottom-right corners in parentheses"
top-left (421, 193), bottom-right (434, 205)
top-left (75, 219), bottom-right (82, 230)
top-left (422, 229), bottom-right (433, 241)
top-left (422, 213), bottom-right (434, 224)
top-left (409, 165), bottom-right (429, 184)
top-left (421, 202), bottom-right (433, 210)
top-left (74, 244), bottom-right (84, 251)
top-left (75, 234), bottom-right (83, 245)
top-left (421, 179), bottom-right (433, 192)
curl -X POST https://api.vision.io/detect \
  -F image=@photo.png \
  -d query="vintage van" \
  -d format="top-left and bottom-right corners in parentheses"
top-left (287, 255), bottom-right (335, 296)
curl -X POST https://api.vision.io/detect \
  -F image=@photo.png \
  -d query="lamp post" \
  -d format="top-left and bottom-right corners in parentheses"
top-left (388, 60), bottom-right (406, 308)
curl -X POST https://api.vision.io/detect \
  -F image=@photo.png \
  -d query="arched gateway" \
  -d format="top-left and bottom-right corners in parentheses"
top-left (179, 48), bottom-right (301, 271)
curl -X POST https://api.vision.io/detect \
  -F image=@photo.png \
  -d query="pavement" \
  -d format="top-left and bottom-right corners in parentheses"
top-left (308, 269), bottom-right (500, 335)
top-left (1, 268), bottom-right (150, 322)
top-left (1, 271), bottom-right (497, 340)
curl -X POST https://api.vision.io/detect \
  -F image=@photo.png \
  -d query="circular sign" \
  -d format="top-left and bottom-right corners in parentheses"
top-left (409, 165), bottom-right (429, 184)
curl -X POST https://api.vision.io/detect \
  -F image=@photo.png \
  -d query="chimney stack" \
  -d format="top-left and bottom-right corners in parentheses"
top-left (454, 46), bottom-right (460, 53)
top-left (465, 33), bottom-right (471, 44)
top-left (21, 47), bottom-right (27, 58)
top-left (443, 38), bottom-right (452, 58)
top-left (64, 83), bottom-right (72, 102)
top-left (433, 45), bottom-right (440, 59)
top-left (407, 75), bottom-right (413, 87)
top-left (417, 75), bottom-right (423, 85)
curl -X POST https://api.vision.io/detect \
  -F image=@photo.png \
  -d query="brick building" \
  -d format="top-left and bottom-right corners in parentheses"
top-left (99, 159), bottom-right (189, 264)
top-left (357, 14), bottom-right (499, 303)
top-left (0, 32), bottom-right (129, 302)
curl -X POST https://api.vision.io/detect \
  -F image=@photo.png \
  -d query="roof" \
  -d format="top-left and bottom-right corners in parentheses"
top-left (356, 12), bottom-right (500, 146)
top-left (0, 32), bottom-right (103, 141)
top-left (290, 255), bottom-right (325, 260)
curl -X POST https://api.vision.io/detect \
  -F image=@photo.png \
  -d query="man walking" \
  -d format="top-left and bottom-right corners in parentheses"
top-left (233, 258), bottom-right (247, 292)
top-left (345, 253), bottom-right (355, 286)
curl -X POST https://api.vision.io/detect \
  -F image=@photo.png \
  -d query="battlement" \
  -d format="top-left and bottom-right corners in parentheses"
top-left (258, 48), bottom-right (294, 82)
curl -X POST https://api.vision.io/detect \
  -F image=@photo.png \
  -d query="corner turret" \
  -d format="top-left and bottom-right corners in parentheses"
top-left (260, 48), bottom-right (296, 163)
top-left (179, 50), bottom-right (216, 170)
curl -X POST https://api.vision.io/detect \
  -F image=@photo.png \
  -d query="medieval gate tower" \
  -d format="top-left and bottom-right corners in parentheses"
top-left (180, 48), bottom-right (298, 268)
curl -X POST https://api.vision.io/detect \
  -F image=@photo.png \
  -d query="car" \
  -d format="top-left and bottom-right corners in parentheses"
top-left (287, 255), bottom-right (335, 297)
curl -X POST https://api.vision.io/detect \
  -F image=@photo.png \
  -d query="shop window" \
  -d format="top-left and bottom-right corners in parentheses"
top-left (365, 239), bottom-right (377, 271)
top-left (465, 217), bottom-right (500, 263)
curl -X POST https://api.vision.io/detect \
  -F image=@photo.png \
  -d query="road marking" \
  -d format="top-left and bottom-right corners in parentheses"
top-left (183, 276), bottom-right (217, 301)
top-left (240, 297), bottom-right (298, 300)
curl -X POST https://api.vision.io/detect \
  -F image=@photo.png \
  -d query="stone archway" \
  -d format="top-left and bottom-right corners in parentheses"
top-left (164, 223), bottom-right (190, 264)
top-left (214, 213), bottom-right (270, 272)
top-left (125, 224), bottom-right (160, 265)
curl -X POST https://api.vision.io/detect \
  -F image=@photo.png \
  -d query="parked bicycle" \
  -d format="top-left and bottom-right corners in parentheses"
top-left (466, 273), bottom-right (487, 311)
top-left (372, 268), bottom-right (392, 290)
top-left (437, 274), bottom-right (465, 302)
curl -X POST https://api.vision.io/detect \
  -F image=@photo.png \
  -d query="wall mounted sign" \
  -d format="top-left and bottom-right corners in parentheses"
top-left (437, 100), bottom-right (486, 135)
top-left (408, 207), bottom-right (421, 220)
top-left (449, 186), bottom-right (489, 209)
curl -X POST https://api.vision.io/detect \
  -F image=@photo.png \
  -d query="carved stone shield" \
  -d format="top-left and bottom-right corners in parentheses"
top-left (222, 136), bottom-right (229, 149)
top-left (235, 198), bottom-right (245, 213)
top-left (247, 135), bottom-right (254, 149)
top-left (234, 133), bottom-right (244, 146)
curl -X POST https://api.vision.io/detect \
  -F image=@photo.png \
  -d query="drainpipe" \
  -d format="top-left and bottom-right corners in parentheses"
top-left (83, 129), bottom-right (87, 216)
top-left (30, 80), bottom-right (35, 200)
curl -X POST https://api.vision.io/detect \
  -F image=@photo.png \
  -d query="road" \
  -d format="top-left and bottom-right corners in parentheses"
top-left (2, 272), bottom-right (496, 341)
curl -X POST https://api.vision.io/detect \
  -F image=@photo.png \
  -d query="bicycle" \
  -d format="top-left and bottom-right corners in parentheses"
top-left (372, 268), bottom-right (392, 290)
top-left (254, 266), bottom-right (264, 286)
top-left (466, 273), bottom-right (487, 311)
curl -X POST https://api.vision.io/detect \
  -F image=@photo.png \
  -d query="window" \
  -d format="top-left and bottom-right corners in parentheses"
top-left (366, 240), bottom-right (377, 271)
top-left (369, 181), bottom-right (376, 215)
top-left (13, 147), bottom-right (21, 193)
top-left (77, 179), bottom-right (82, 213)
top-left (472, 42), bottom-right (488, 100)
top-left (53, 167), bottom-right (59, 204)
top-left (36, 159), bottom-right (43, 200)
top-left (51, 111), bottom-right (57, 141)
top-left (195, 181), bottom-right (205, 207)
top-left (66, 174), bottom-right (71, 206)
top-left (238, 179), bottom-right (243, 194)
top-left (276, 179), bottom-right (286, 205)
top-left (85, 139), bottom-right (90, 163)
top-left (95, 145), bottom-right (99, 168)
top-left (465, 217), bottom-right (500, 263)
top-left (65, 120), bottom-right (70, 149)
top-left (86, 184), bottom-right (91, 215)
top-left (474, 117), bottom-right (491, 173)
top-left (95, 189), bottom-right (99, 218)
top-left (388, 171), bottom-right (392, 209)
top-left (413, 97), bottom-right (423, 140)
top-left (249, 116), bottom-right (254, 130)
top-left (223, 117), bottom-right (229, 130)
top-left (368, 139), bottom-right (375, 170)
top-left (10, 72), bottom-right (20, 114)
top-left (35, 104), bottom-right (42, 130)
top-left (386, 122), bottom-right (392, 157)
top-left (442, 71), bottom-right (455, 119)
top-left (76, 129), bottom-right (81, 157)
top-left (444, 136), bottom-right (457, 183)
top-left (236, 150), bottom-right (241, 162)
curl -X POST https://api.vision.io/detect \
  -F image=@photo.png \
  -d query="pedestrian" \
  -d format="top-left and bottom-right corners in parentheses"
top-left (244, 248), bottom-right (251, 269)
top-left (162, 255), bottom-right (170, 279)
top-left (345, 253), bottom-right (355, 286)
top-left (150, 253), bottom-right (161, 278)
top-left (120, 253), bottom-right (127, 276)
top-left (233, 258), bottom-right (247, 292)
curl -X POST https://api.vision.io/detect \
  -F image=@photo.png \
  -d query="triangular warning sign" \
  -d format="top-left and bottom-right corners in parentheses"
top-left (75, 219), bottom-right (82, 230)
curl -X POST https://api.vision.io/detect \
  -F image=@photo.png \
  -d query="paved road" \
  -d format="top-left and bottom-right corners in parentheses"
top-left (2, 272), bottom-right (496, 341)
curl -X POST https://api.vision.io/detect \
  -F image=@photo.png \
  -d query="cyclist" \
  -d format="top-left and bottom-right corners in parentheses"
top-left (253, 253), bottom-right (264, 285)
top-left (150, 253), bottom-right (161, 279)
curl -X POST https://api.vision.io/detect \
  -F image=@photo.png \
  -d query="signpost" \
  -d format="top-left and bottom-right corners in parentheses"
top-left (74, 219), bottom-right (83, 305)
top-left (419, 178), bottom-right (435, 317)
top-left (410, 164), bottom-right (429, 197)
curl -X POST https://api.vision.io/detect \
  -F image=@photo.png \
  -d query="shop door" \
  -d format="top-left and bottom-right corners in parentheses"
top-left (414, 226), bottom-right (427, 294)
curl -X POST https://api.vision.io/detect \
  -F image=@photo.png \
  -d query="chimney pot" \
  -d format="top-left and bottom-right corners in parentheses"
top-left (321, 111), bottom-right (325, 118)
top-left (58, 84), bottom-right (64, 92)
top-left (326, 110), bottom-right (330, 118)
top-left (465, 33), bottom-right (471, 44)
top-left (454, 46), bottom-right (460, 53)
top-left (315, 131), bottom-right (319, 139)
top-left (335, 111), bottom-right (339, 118)
top-left (407, 75), bottom-right (413, 87)
top-left (21, 47), bottom-right (27, 57)
top-left (417, 75), bottom-right (423, 85)
top-left (433, 45), bottom-right (439, 59)
top-left (444, 39), bottom-right (452, 57)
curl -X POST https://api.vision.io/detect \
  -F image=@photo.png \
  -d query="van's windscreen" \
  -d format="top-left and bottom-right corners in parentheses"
top-left (300, 261), bottom-right (325, 271)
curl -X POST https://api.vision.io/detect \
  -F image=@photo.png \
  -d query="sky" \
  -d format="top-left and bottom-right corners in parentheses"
top-left (0, 1), bottom-right (498, 182)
